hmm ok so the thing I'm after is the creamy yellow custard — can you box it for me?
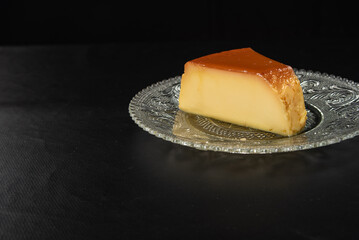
[178,48,307,136]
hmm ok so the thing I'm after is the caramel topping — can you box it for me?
[189,48,297,93]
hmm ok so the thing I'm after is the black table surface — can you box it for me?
[0,40,358,239]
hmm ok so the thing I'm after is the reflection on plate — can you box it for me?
[129,69,359,154]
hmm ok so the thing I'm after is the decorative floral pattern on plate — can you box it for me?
[129,69,359,154]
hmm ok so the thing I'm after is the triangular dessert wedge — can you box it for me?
[178,48,307,136]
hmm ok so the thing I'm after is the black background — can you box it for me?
[1,0,357,78]
[1,1,358,45]
[0,1,359,239]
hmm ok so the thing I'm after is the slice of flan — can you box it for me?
[178,48,307,136]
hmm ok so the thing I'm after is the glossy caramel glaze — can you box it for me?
[188,48,297,93]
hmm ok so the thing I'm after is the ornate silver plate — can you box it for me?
[129,69,359,154]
